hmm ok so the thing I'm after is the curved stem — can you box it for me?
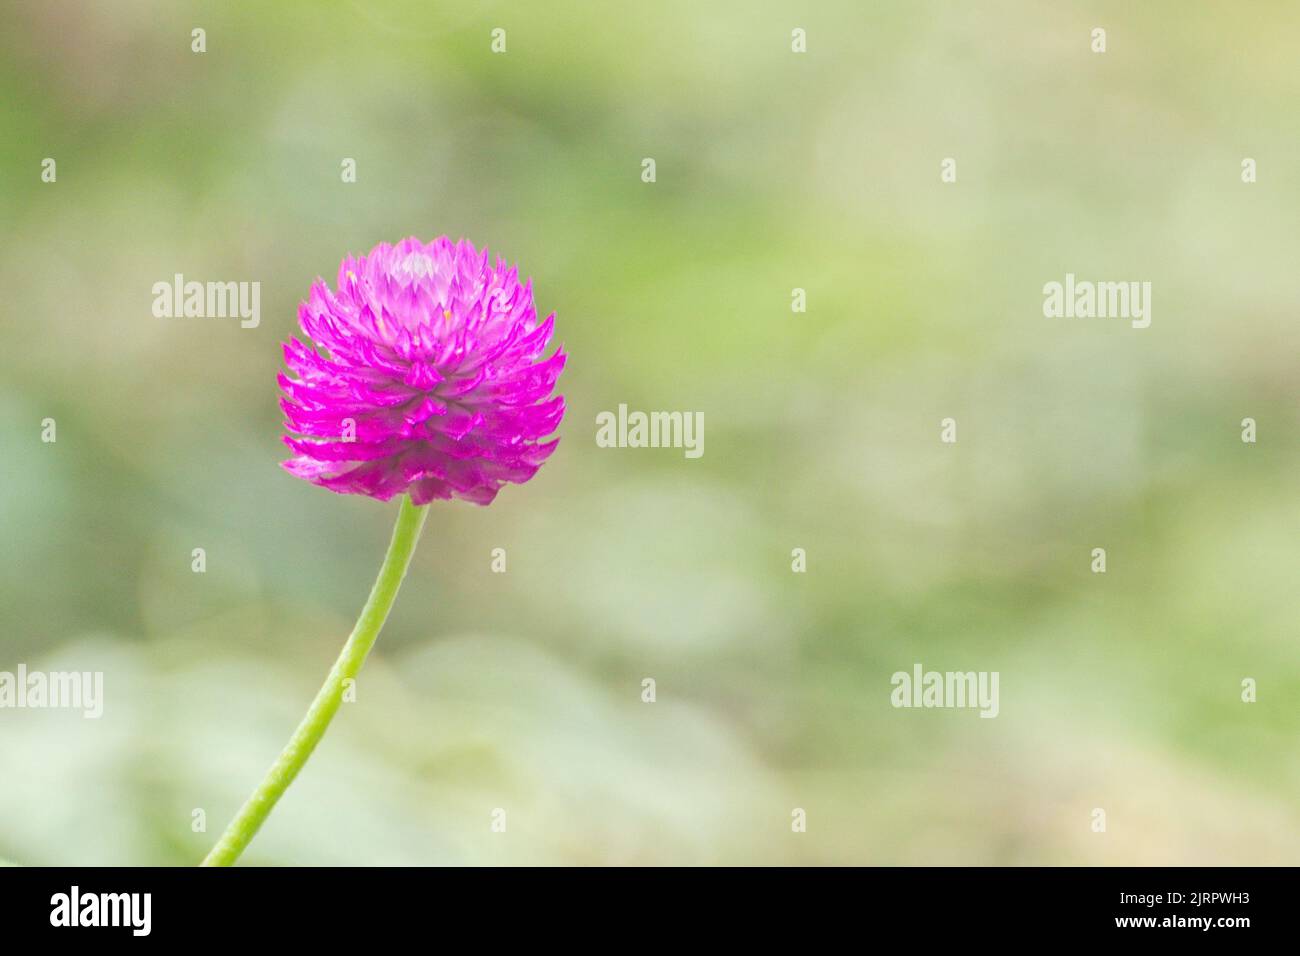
[201,495,429,866]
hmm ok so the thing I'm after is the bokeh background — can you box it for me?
[1,0,1297,865]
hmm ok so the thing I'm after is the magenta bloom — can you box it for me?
[279,237,565,505]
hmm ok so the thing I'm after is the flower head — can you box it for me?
[280,237,565,505]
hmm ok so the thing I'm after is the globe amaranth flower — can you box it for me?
[279,237,565,505]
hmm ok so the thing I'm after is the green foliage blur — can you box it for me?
[1,1,1297,865]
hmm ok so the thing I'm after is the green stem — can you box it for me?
[201,495,429,866]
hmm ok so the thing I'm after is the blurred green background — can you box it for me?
[1,0,1297,865]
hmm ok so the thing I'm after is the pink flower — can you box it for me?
[279,237,565,505]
